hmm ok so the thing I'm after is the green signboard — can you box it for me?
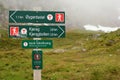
[9,25,65,38]
[22,40,53,48]
[9,11,65,23]
[32,50,43,69]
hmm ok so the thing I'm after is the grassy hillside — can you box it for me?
[0,29,120,80]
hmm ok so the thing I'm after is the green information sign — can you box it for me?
[32,50,43,69]
[9,11,65,23]
[22,40,53,48]
[9,25,65,38]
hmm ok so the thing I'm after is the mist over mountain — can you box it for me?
[0,0,120,29]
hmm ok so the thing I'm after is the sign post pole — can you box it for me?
[33,38,42,80]
[34,70,41,80]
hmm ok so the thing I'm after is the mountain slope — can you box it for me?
[0,29,120,80]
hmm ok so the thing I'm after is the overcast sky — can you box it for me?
[0,0,120,28]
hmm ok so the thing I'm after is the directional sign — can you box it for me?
[32,50,43,69]
[9,11,65,23]
[22,40,53,48]
[9,25,65,38]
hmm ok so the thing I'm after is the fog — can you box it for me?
[0,0,120,28]
[84,24,120,33]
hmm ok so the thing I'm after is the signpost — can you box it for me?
[9,25,65,38]
[9,11,65,23]
[8,10,65,80]
[22,40,53,48]
[33,38,42,80]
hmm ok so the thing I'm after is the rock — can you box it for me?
[71,47,80,50]
[82,48,87,52]
[53,49,65,53]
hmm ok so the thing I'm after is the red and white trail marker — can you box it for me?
[10,26,19,36]
[55,13,64,22]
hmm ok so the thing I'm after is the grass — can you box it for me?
[0,29,120,80]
